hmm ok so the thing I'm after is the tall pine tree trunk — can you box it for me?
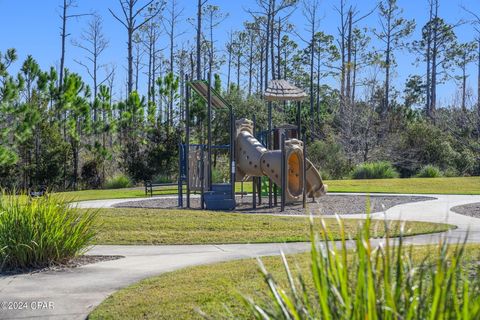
[270,0,276,80]
[147,35,153,102]
[259,42,264,93]
[264,1,271,90]
[430,10,438,121]
[462,52,467,112]
[352,43,357,109]
[227,45,232,91]
[428,0,439,121]
[60,0,67,89]
[425,1,433,117]
[170,16,175,127]
[477,37,480,133]
[276,17,281,80]
[339,0,346,113]
[248,35,254,96]
[346,10,352,108]
[316,48,321,128]
[237,53,241,88]
[127,3,134,95]
[384,17,391,114]
[152,37,157,106]
[309,22,315,139]
[196,0,202,80]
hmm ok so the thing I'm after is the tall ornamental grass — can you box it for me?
[351,161,399,179]
[0,193,97,271]
[243,216,480,319]
[104,174,133,189]
[416,165,443,178]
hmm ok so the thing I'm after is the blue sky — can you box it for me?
[0,0,478,107]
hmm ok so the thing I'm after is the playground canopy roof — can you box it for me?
[264,79,308,102]
[189,80,232,110]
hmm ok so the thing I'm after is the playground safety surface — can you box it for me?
[112,194,434,216]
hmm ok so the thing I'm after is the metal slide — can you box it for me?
[235,119,326,201]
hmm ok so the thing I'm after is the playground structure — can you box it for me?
[178,76,327,211]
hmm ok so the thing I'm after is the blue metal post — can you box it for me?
[268,101,273,208]
[281,132,286,212]
[185,75,191,208]
[178,141,183,207]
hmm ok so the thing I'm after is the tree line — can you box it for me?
[0,0,479,191]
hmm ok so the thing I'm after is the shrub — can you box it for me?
[0,194,96,271]
[104,174,133,189]
[242,218,480,319]
[444,167,459,177]
[454,149,476,176]
[308,139,351,179]
[396,121,458,176]
[81,159,104,189]
[351,161,399,179]
[212,156,230,183]
[416,164,443,178]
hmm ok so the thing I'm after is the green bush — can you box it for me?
[444,167,459,177]
[81,159,104,189]
[0,194,96,271]
[454,149,476,176]
[416,165,443,178]
[212,157,230,183]
[351,161,399,179]
[308,139,351,179]
[104,174,133,189]
[242,218,480,319]
[397,121,458,176]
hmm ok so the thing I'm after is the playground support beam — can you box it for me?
[296,101,301,138]
[200,144,205,210]
[281,132,286,212]
[207,72,212,191]
[178,139,183,207]
[252,115,256,209]
[302,134,307,209]
[185,75,191,208]
[268,101,273,208]
[230,112,235,204]
[273,125,278,207]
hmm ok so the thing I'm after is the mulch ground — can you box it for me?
[0,255,124,276]
[451,202,480,218]
[114,194,435,216]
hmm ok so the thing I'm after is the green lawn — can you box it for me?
[92,208,452,245]
[324,176,480,194]
[58,176,480,202]
[56,186,179,201]
[56,183,247,201]
[89,244,480,319]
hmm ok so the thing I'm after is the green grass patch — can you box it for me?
[53,176,480,202]
[55,183,247,201]
[324,176,480,194]
[89,243,480,319]
[92,208,452,245]
[56,186,179,201]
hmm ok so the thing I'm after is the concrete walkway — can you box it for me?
[1,194,480,320]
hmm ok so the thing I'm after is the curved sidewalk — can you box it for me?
[1,194,480,320]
